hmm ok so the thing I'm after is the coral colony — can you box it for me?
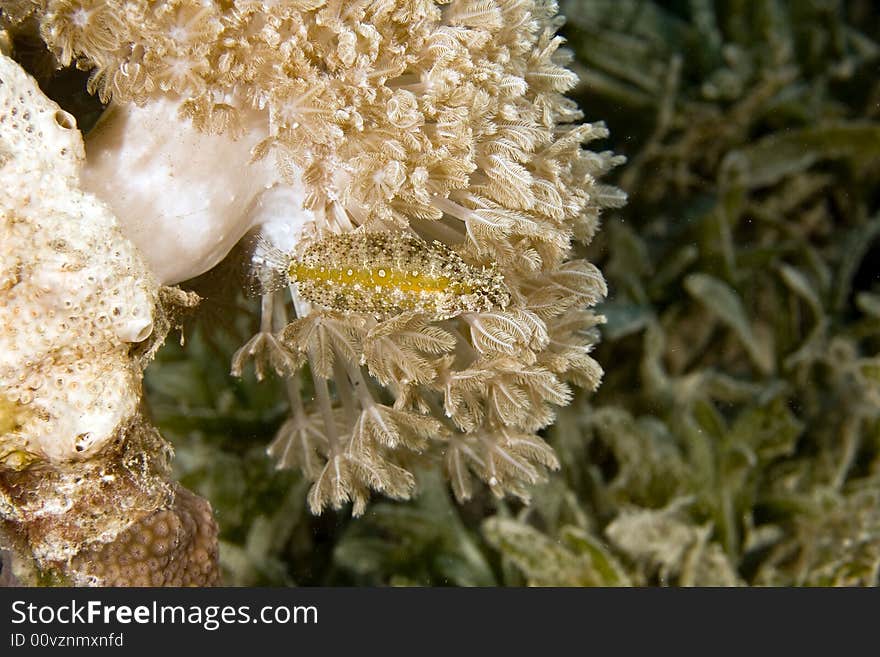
[1,0,622,583]
[0,50,217,585]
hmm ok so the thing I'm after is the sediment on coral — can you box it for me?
[0,417,220,586]
[0,417,174,578]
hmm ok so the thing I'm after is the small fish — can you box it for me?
[246,231,510,319]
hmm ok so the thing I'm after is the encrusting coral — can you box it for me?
[0,50,218,586]
[3,0,624,516]
[0,50,152,465]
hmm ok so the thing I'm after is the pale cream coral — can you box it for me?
[0,51,157,464]
[81,96,314,285]
[0,54,219,585]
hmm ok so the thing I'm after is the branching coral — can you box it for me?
[8,0,624,516]
[0,51,217,585]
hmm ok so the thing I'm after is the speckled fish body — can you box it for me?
[291,232,510,319]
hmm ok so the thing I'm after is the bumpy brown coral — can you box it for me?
[70,485,220,587]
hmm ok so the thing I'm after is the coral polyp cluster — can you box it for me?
[70,485,220,587]
[7,0,624,516]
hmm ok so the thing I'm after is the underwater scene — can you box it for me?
[1,0,879,587]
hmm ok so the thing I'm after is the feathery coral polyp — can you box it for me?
[16,0,625,514]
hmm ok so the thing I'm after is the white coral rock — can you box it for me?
[0,53,158,463]
[81,97,313,285]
